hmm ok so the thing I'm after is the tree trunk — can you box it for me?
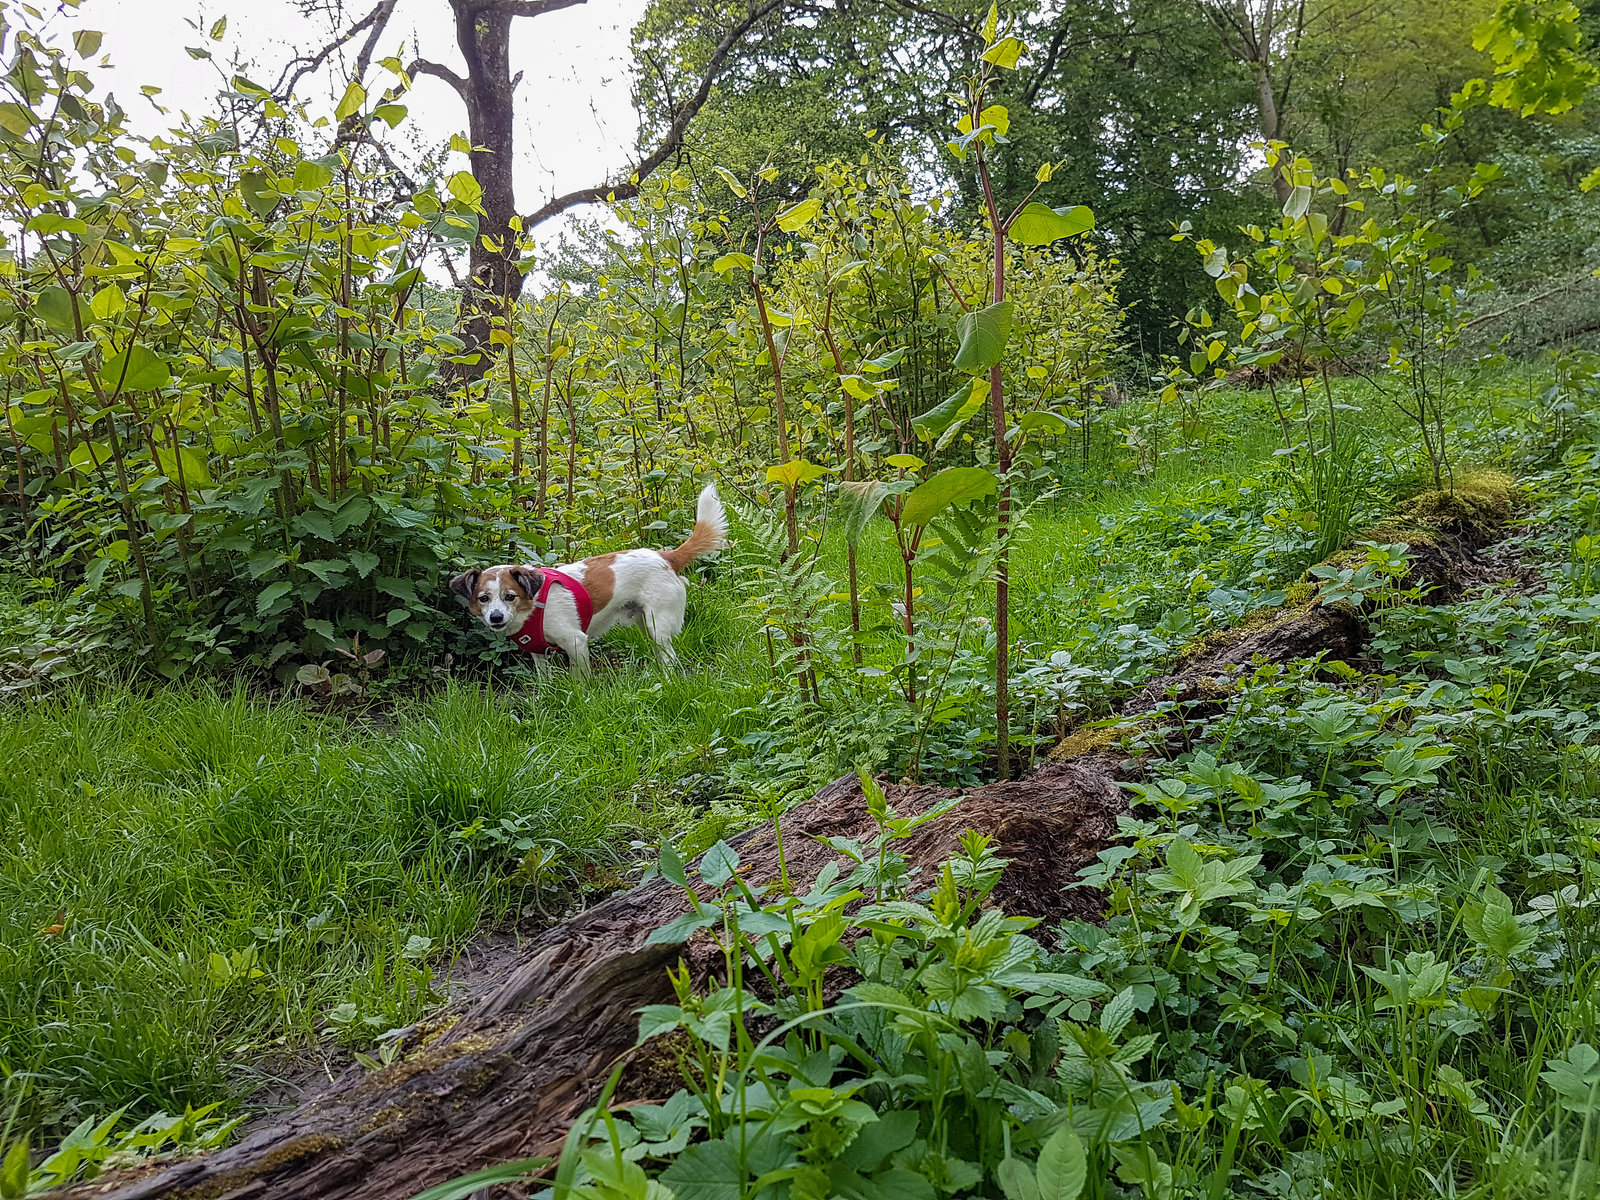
[1251,61,1292,204]
[58,767,1124,1200]
[453,0,524,381]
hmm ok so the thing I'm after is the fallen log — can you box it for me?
[1053,479,1522,759]
[60,764,1123,1200]
[1126,599,1366,716]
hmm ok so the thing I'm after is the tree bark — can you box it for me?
[57,767,1124,1200]
[451,0,529,378]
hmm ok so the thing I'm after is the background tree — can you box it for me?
[636,0,1270,353]
[283,0,794,371]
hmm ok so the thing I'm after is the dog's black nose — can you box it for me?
[489,613,506,625]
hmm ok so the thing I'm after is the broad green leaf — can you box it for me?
[885,453,925,470]
[911,377,982,442]
[658,841,689,887]
[374,104,407,128]
[293,157,336,192]
[447,170,483,209]
[699,840,740,888]
[837,479,891,547]
[1283,184,1312,220]
[100,345,171,391]
[256,580,293,616]
[1472,884,1539,960]
[637,1003,685,1044]
[713,252,753,276]
[36,285,75,333]
[712,166,747,198]
[1018,410,1069,437]
[953,301,1014,373]
[335,80,366,121]
[0,103,31,136]
[89,284,126,321]
[776,196,822,232]
[1100,986,1136,1037]
[841,375,878,401]
[839,1110,920,1172]
[2,1136,31,1200]
[210,16,228,40]
[1035,1126,1087,1200]
[645,910,717,946]
[1541,1043,1600,1113]
[241,170,278,218]
[997,1157,1042,1200]
[73,29,103,58]
[980,103,1011,137]
[862,346,907,372]
[900,466,997,526]
[157,446,211,488]
[68,442,112,473]
[29,213,86,237]
[1008,203,1094,245]
[659,1136,741,1200]
[766,459,828,490]
[982,1,999,44]
[982,36,1024,68]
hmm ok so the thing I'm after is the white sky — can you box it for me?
[65,0,650,252]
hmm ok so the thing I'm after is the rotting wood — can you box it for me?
[1054,492,1520,757]
[58,766,1123,1200]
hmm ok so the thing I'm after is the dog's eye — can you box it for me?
[477,594,489,602]
[502,593,517,601]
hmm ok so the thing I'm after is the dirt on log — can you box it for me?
[1125,601,1366,716]
[60,765,1123,1200]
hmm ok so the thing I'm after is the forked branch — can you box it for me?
[520,0,792,228]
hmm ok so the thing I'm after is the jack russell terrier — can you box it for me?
[450,484,727,674]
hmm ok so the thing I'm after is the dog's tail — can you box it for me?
[662,484,729,573]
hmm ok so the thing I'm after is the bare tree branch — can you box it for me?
[274,0,399,99]
[405,56,469,97]
[521,0,792,228]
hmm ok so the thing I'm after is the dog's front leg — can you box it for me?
[560,631,592,677]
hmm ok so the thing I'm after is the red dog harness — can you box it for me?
[511,568,594,654]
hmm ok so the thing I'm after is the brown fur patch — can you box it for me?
[580,552,619,613]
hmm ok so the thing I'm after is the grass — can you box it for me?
[0,671,763,1137]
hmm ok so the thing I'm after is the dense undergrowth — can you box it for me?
[1,363,1591,1197]
[486,401,1600,1199]
[0,393,1293,1144]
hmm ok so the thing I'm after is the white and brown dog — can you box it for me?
[450,484,727,674]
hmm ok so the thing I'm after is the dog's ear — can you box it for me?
[448,570,479,603]
[509,567,542,597]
